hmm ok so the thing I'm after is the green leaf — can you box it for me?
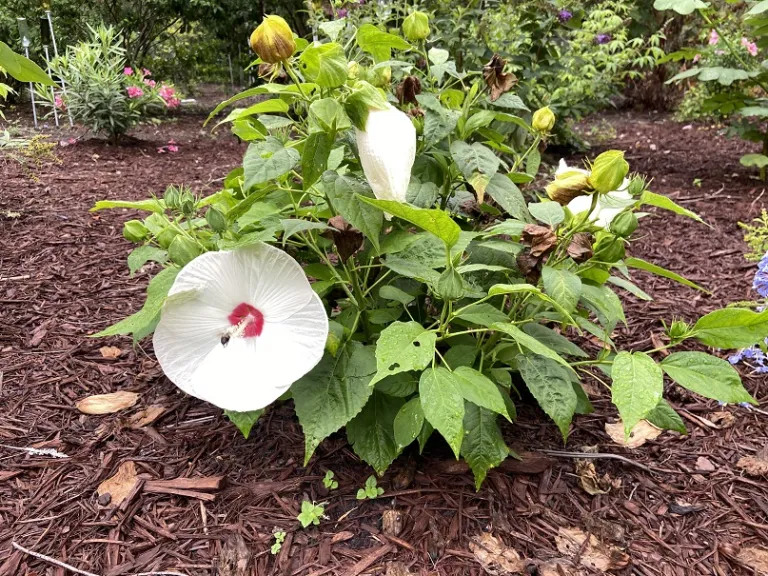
[521,324,588,358]
[607,276,652,301]
[741,154,768,169]
[490,93,530,111]
[91,198,165,213]
[345,81,390,130]
[748,0,768,15]
[419,366,465,458]
[371,321,437,385]
[318,18,347,41]
[214,99,290,128]
[302,132,333,189]
[356,23,411,62]
[453,366,510,420]
[625,257,709,293]
[461,403,509,489]
[645,399,686,434]
[280,219,330,245]
[127,246,168,276]
[693,308,768,349]
[661,352,755,404]
[357,197,460,248]
[484,174,530,221]
[346,392,404,475]
[383,256,442,286]
[517,353,577,440]
[224,409,263,439]
[526,147,541,177]
[428,47,449,65]
[379,285,415,306]
[299,42,348,88]
[455,303,509,327]
[611,351,664,434]
[417,94,460,143]
[580,283,626,333]
[489,284,577,327]
[205,84,315,125]
[309,98,351,133]
[407,179,439,208]
[573,381,594,415]
[323,173,383,252]
[0,41,54,85]
[542,267,582,314]
[528,201,565,226]
[492,322,574,372]
[653,0,709,14]
[94,267,179,339]
[243,138,301,189]
[393,397,425,448]
[450,141,500,203]
[293,343,378,463]
[375,373,418,397]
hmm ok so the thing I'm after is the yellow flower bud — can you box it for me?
[532,106,556,133]
[249,15,296,64]
[402,11,430,41]
[546,171,593,205]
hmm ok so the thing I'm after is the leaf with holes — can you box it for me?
[371,322,437,385]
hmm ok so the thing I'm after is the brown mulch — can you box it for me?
[1,111,767,576]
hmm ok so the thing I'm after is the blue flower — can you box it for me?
[754,251,768,298]
[558,9,573,22]
[729,350,745,364]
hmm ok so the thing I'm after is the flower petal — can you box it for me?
[247,243,316,321]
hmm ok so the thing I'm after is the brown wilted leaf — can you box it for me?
[128,404,167,429]
[99,346,122,359]
[555,527,630,572]
[469,532,526,575]
[605,420,662,449]
[77,391,139,414]
[737,455,768,477]
[97,461,139,506]
[382,509,404,536]
[217,534,251,576]
[567,232,593,262]
[695,456,716,473]
[516,251,542,284]
[396,76,422,106]
[522,224,557,258]
[483,54,517,102]
[709,411,736,428]
[737,546,768,573]
[385,562,414,576]
[538,560,581,576]
[575,460,621,495]
[327,215,363,262]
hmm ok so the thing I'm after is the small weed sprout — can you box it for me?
[297,501,324,528]
[356,475,384,500]
[271,531,286,555]
[322,470,338,490]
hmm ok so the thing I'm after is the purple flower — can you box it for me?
[753,251,768,298]
[595,33,611,45]
[337,8,348,17]
[558,9,573,22]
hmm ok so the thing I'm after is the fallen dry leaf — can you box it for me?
[382,509,404,537]
[575,460,621,495]
[738,546,768,574]
[128,404,167,429]
[97,461,139,506]
[385,562,414,576]
[605,420,662,449]
[77,391,139,415]
[708,411,736,428]
[556,527,630,572]
[216,534,251,576]
[537,559,580,576]
[470,532,526,575]
[737,455,768,477]
[99,346,122,359]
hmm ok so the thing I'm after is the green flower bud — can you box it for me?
[347,61,360,79]
[250,15,296,64]
[156,227,178,249]
[610,211,638,237]
[402,11,430,41]
[532,106,556,133]
[206,208,227,233]
[168,235,201,267]
[593,235,625,263]
[164,187,181,210]
[179,191,196,216]
[546,171,593,205]
[588,150,629,194]
[123,220,148,243]
[370,65,391,87]
[666,319,692,343]
[627,175,647,197]
[437,268,464,300]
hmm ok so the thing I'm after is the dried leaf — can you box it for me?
[77,391,139,415]
[708,411,736,428]
[736,455,768,477]
[555,527,630,572]
[566,233,593,262]
[605,420,662,449]
[396,76,422,106]
[575,460,621,496]
[97,461,139,506]
[470,532,526,575]
[385,561,414,576]
[537,560,581,576]
[327,215,363,261]
[737,546,768,574]
[128,404,167,429]
[483,54,517,102]
[99,346,122,359]
[382,509,404,537]
[522,224,557,258]
[217,534,251,576]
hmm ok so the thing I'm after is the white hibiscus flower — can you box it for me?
[356,105,416,203]
[557,159,634,229]
[153,243,328,411]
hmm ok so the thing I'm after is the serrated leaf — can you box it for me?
[358,197,460,248]
[485,174,530,221]
[693,308,768,349]
[419,366,465,458]
[356,23,411,62]
[517,353,577,440]
[461,403,509,489]
[453,366,510,420]
[611,351,664,434]
[243,138,300,189]
[542,266,582,314]
[490,93,530,111]
[302,132,333,189]
[393,397,425,448]
[371,322,437,385]
[526,147,541,177]
[521,324,588,358]
[407,179,439,208]
[299,42,348,88]
[580,283,626,333]
[293,343,377,463]
[224,409,263,439]
[346,392,404,475]
[661,351,755,404]
[323,173,383,252]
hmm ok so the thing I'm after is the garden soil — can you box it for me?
[1,112,767,576]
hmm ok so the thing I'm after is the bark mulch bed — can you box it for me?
[1,111,767,576]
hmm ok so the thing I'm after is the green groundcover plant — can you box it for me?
[95,12,765,489]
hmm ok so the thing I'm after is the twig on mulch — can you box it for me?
[539,449,678,474]
[0,443,69,458]
[12,542,190,576]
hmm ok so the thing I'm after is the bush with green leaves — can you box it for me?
[657,0,768,176]
[94,13,764,488]
[35,25,178,141]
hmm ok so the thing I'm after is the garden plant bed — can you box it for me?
[1,111,767,576]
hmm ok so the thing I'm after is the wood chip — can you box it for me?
[77,391,139,414]
[737,546,768,573]
[97,461,139,506]
[469,532,525,574]
[695,456,716,473]
[605,420,662,449]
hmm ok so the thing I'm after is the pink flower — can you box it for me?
[68,138,77,145]
[124,67,134,75]
[126,86,144,98]
[708,29,719,45]
[168,139,177,145]
[144,78,156,87]
[159,85,175,99]
[143,68,151,76]
[165,97,181,109]
[54,95,65,110]
[168,145,179,153]
[157,147,167,154]
[715,49,726,56]
[742,37,759,56]
[693,53,701,63]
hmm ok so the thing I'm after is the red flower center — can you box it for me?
[228,303,264,338]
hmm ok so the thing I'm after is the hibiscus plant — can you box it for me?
[94,12,765,488]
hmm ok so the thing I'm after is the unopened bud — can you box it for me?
[168,235,201,267]
[164,187,181,210]
[532,106,556,133]
[370,65,391,87]
[347,61,360,79]
[123,220,148,243]
[627,175,647,197]
[588,150,629,194]
[206,208,227,233]
[437,268,464,300]
[546,171,592,205]
[249,15,296,64]
[610,211,638,237]
[402,11,430,41]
